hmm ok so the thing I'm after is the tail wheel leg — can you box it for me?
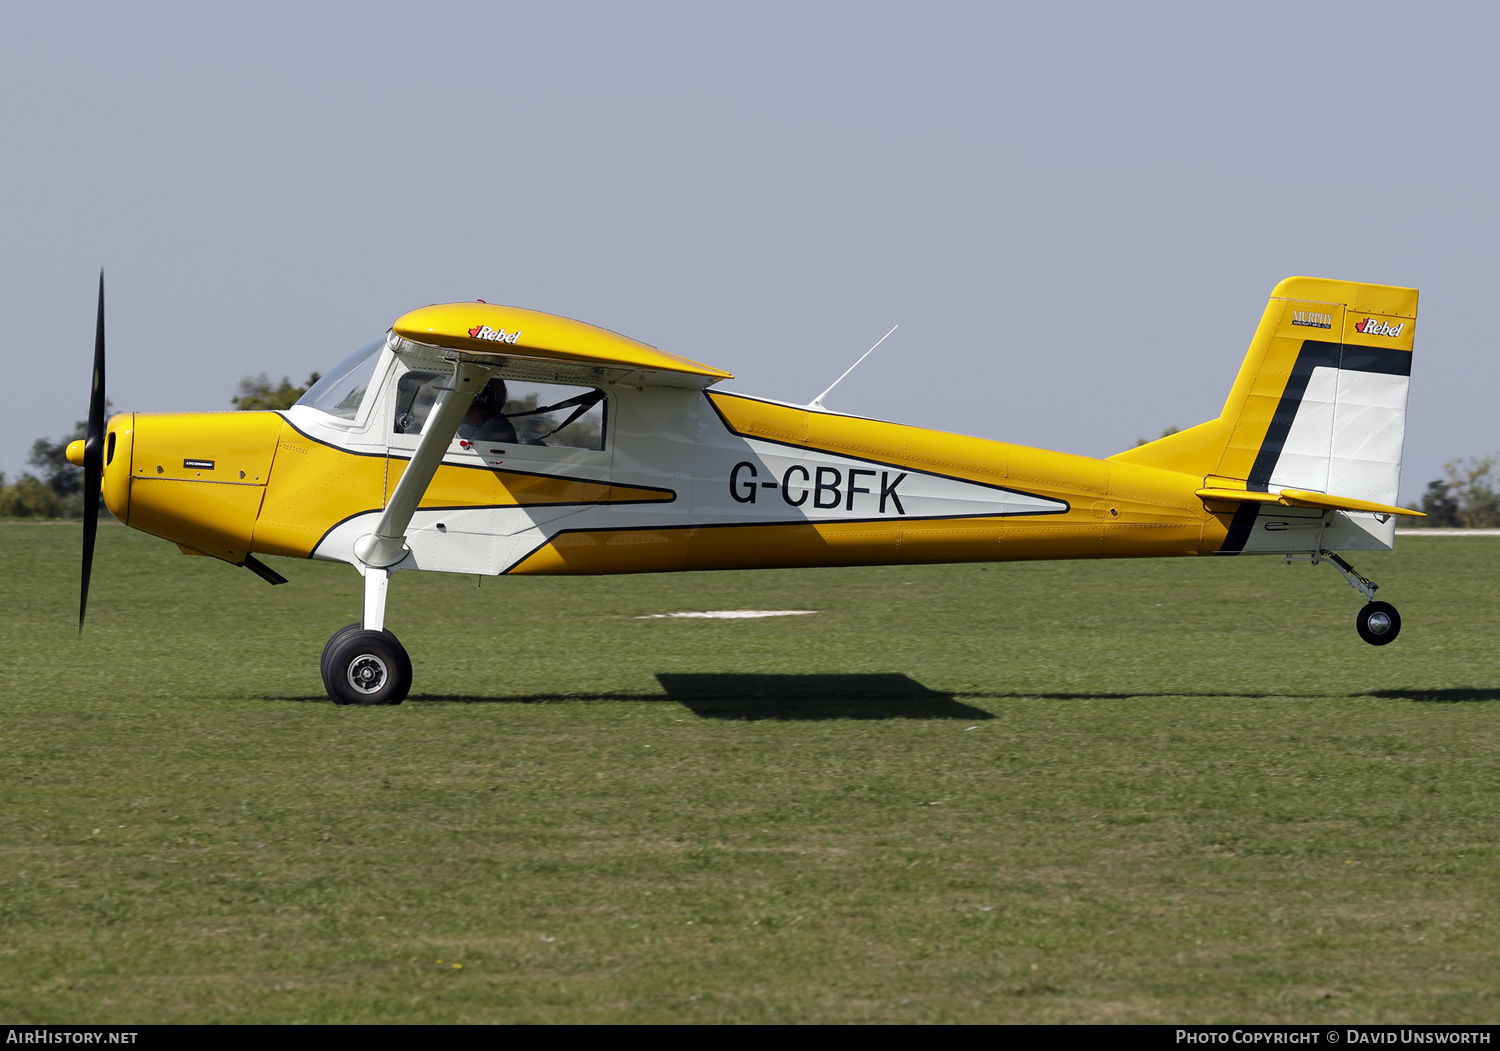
[1312,551,1402,646]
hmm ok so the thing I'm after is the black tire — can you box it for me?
[1356,601,1401,646]
[320,624,365,686]
[321,625,412,692]
[322,628,413,705]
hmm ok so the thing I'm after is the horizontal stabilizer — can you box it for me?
[1194,487,1425,518]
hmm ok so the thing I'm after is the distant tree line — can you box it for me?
[231,372,320,411]
[1417,455,1500,527]
[0,416,93,519]
[1135,425,1180,446]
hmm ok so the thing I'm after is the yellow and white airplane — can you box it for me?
[70,275,1422,704]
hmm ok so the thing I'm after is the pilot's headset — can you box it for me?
[471,379,509,416]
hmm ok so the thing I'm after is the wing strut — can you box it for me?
[354,360,494,571]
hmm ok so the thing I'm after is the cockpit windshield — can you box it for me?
[295,339,384,420]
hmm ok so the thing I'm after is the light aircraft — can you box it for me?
[69,275,1423,704]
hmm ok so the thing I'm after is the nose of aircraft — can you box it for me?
[107,410,282,562]
[100,412,134,522]
[76,271,290,629]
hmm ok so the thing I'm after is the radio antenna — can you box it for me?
[808,324,898,411]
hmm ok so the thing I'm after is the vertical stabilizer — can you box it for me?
[1110,276,1418,552]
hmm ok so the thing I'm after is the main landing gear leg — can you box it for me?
[323,360,493,707]
[1290,550,1401,646]
[320,566,413,705]
[363,565,389,632]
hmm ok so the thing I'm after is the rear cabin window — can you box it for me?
[393,373,606,451]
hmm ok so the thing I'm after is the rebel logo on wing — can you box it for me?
[467,325,522,343]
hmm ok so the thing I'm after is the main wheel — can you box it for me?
[1356,601,1401,646]
[322,628,413,705]
[321,624,365,686]
[321,624,412,687]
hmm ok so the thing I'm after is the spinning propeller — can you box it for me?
[79,270,106,632]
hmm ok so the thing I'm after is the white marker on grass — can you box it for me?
[635,610,819,620]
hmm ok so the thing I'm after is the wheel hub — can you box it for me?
[346,654,389,694]
[1366,612,1392,635]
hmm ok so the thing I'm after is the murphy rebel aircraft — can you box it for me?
[71,275,1423,704]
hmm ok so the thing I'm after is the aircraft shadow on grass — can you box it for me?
[1363,688,1500,703]
[952,689,1500,703]
[389,673,995,721]
[654,673,995,721]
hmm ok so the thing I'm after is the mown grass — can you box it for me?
[1,522,1497,1023]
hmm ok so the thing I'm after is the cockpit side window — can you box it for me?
[465,379,607,450]
[296,340,383,421]
[393,369,449,435]
[390,371,608,450]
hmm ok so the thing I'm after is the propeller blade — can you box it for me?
[80,270,105,632]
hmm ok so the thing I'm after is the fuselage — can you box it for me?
[95,360,1324,577]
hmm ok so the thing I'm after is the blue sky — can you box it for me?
[3,2,1495,502]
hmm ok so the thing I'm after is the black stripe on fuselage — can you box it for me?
[1216,502,1262,555]
[1244,340,1411,492]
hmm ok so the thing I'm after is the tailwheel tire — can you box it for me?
[322,628,413,705]
[1356,601,1401,646]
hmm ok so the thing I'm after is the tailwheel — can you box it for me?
[1303,551,1404,647]
[1356,601,1401,647]
[322,627,413,705]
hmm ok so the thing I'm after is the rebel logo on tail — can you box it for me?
[1354,318,1405,338]
[468,325,522,344]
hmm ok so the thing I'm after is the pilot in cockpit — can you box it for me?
[458,379,518,443]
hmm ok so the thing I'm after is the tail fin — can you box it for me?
[1116,277,1416,557]
[1110,276,1417,551]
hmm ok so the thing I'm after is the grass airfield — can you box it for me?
[1,522,1497,1024]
